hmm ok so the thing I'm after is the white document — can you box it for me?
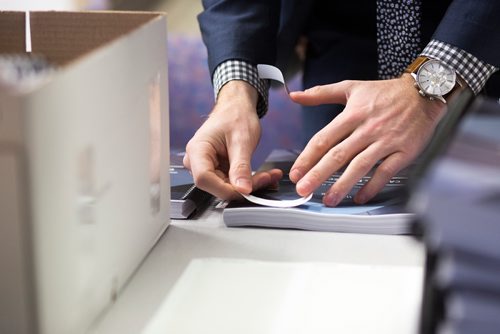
[143,258,423,334]
[240,192,313,208]
[257,64,290,94]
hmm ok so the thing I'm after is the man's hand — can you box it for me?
[288,74,447,206]
[184,80,282,200]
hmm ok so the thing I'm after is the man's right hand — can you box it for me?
[184,80,282,200]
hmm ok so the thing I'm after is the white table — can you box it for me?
[90,206,425,333]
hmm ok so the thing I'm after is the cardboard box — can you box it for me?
[0,11,170,334]
[0,0,96,11]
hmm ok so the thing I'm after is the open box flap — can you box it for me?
[0,11,164,66]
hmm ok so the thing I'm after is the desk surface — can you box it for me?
[90,206,425,334]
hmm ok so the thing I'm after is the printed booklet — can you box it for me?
[223,150,415,235]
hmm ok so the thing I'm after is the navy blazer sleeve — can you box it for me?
[198,0,281,77]
[432,0,500,67]
[198,0,500,91]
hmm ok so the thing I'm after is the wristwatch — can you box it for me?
[405,56,466,104]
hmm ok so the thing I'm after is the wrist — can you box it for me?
[399,73,447,121]
[213,60,270,117]
[217,80,259,109]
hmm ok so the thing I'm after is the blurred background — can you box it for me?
[0,0,302,166]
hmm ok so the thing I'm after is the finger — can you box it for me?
[322,143,392,207]
[295,133,370,197]
[251,168,283,191]
[354,152,408,204]
[187,143,237,200]
[289,107,362,184]
[183,153,191,170]
[289,81,352,106]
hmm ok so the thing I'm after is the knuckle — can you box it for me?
[354,155,373,172]
[310,132,331,152]
[339,79,352,86]
[307,169,324,186]
[364,119,385,136]
[340,80,356,92]
[307,85,323,94]
[343,111,362,126]
[182,155,190,169]
[377,164,397,180]
[193,172,210,189]
[404,145,421,160]
[185,140,195,153]
[232,161,251,173]
[327,146,347,166]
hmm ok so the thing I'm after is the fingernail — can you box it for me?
[324,192,340,207]
[236,178,251,192]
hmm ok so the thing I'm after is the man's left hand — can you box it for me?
[289,74,447,206]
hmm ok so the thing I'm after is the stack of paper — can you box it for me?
[410,98,500,334]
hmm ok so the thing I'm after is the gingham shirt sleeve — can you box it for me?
[213,59,270,118]
[421,39,499,95]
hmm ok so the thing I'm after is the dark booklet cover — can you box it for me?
[170,153,213,219]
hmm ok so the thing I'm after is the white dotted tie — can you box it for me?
[376,0,422,79]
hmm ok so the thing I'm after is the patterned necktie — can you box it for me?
[376,0,422,79]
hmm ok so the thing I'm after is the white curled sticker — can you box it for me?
[240,192,313,208]
[257,64,290,94]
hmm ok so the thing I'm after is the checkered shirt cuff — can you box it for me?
[213,60,270,117]
[421,39,499,95]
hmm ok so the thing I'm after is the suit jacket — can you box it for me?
[198,0,500,97]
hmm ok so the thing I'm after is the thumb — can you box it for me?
[228,142,255,194]
[227,135,255,194]
[289,81,351,106]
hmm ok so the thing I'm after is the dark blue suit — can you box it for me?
[199,0,500,142]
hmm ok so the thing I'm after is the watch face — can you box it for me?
[416,59,456,97]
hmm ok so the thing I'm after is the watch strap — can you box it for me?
[404,56,430,74]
